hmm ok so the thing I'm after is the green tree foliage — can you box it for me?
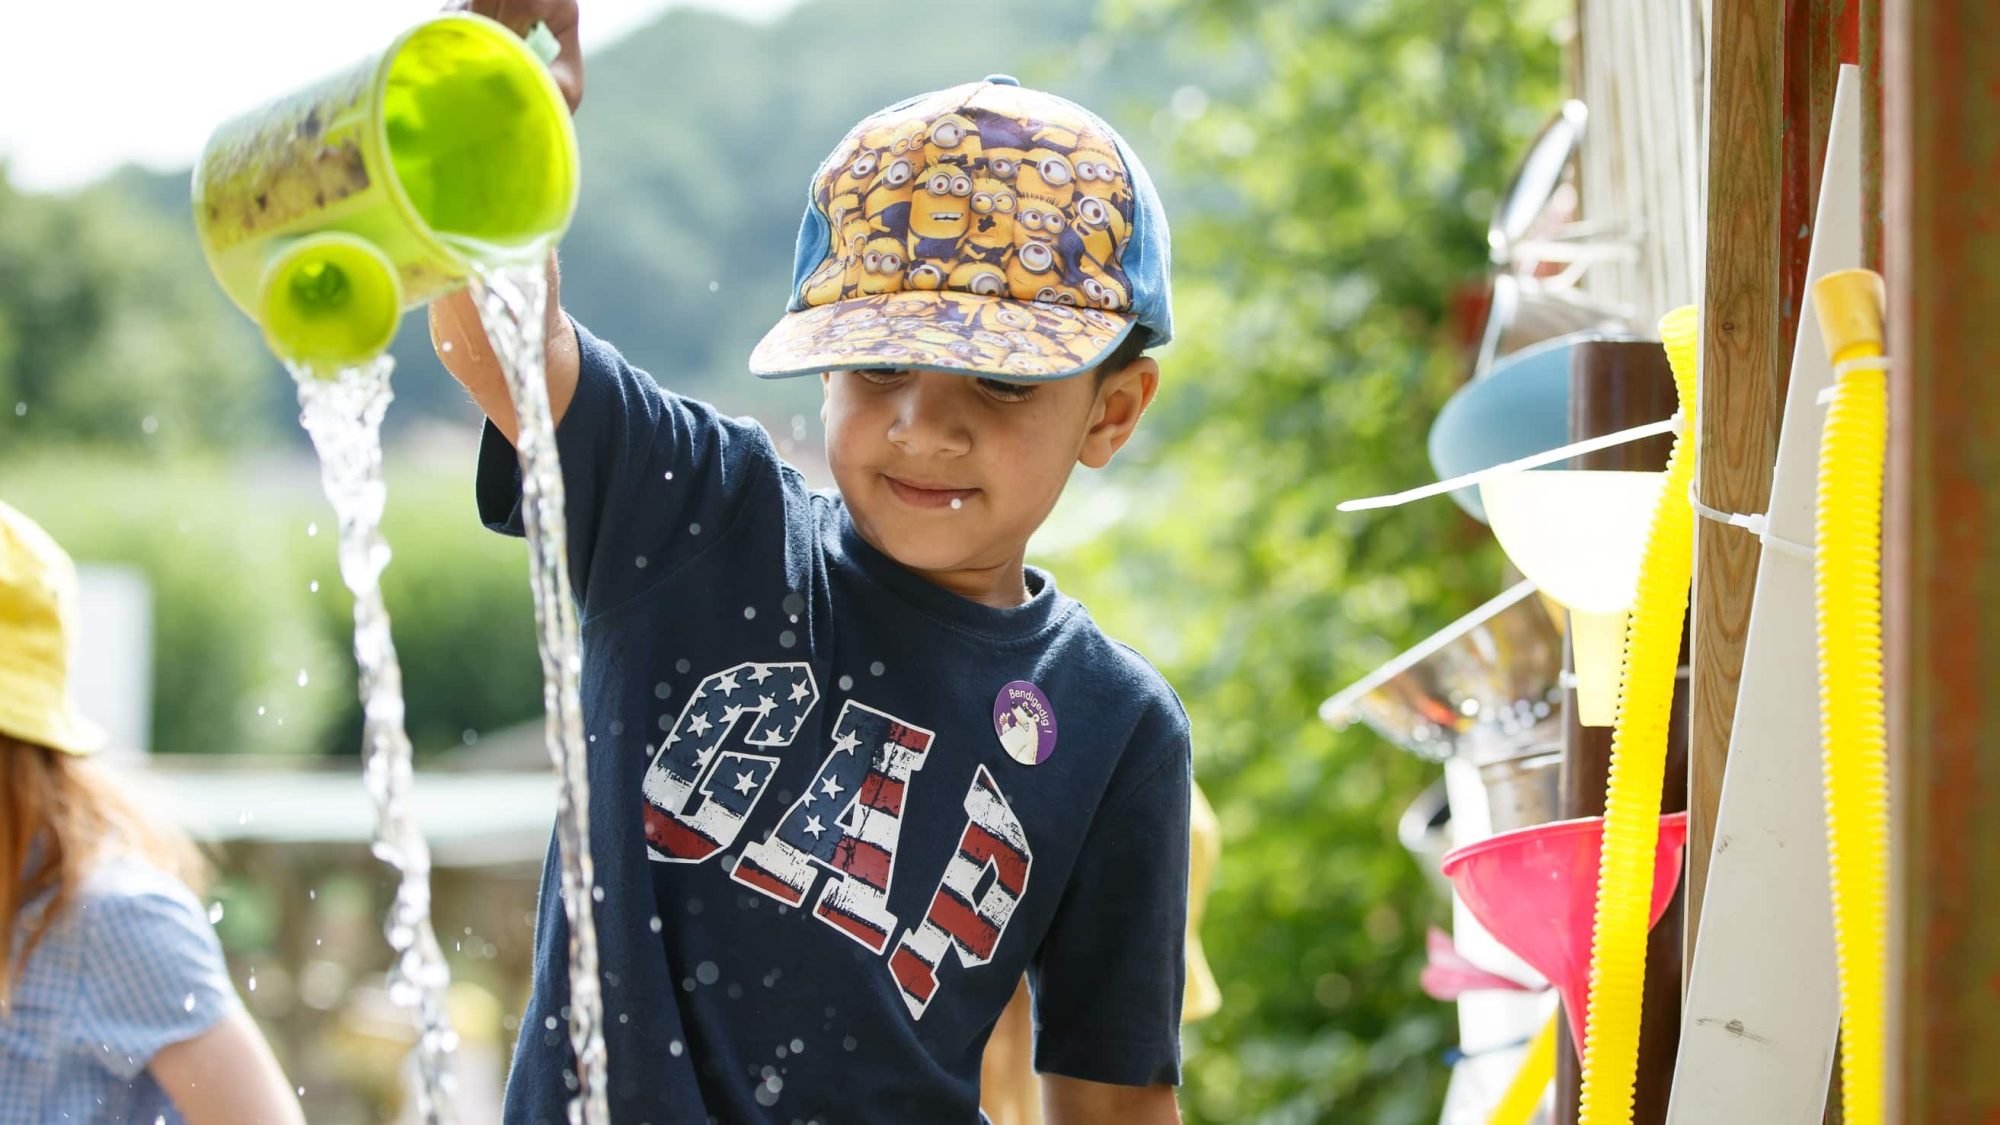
[0,171,274,453]
[0,452,539,759]
[1037,0,1566,1119]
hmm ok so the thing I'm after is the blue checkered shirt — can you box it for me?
[2,856,237,1123]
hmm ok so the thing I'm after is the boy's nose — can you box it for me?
[886,375,972,457]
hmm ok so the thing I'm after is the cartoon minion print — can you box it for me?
[862,153,916,234]
[965,105,1032,185]
[1075,253,1131,311]
[1016,148,1076,207]
[947,259,1008,297]
[1071,138,1124,205]
[965,177,1018,265]
[928,111,979,157]
[856,235,907,295]
[909,162,974,260]
[769,78,1144,380]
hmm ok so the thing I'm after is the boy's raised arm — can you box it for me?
[427,0,585,445]
[429,256,580,445]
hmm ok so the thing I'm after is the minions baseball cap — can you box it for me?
[0,500,106,756]
[749,74,1172,382]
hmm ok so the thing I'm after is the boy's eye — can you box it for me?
[855,368,904,385]
[978,377,1035,402]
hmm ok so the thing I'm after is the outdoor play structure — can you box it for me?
[183,2,1999,1123]
[1323,2,2000,1122]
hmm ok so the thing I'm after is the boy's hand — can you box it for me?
[461,0,584,112]
[431,1,583,441]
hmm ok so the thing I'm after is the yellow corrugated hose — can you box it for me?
[1487,1013,1559,1125]
[1810,268,1889,1125]
[1576,306,1700,1124]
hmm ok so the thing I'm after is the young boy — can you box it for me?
[434,6,1191,1121]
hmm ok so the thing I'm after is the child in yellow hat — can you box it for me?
[0,499,305,1124]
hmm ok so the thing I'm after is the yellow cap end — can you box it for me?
[257,233,402,373]
[1811,268,1886,360]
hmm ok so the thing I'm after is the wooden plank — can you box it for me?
[1883,0,2000,1117]
[1686,0,1787,967]
[1859,0,1884,271]
[1665,72,1860,1125]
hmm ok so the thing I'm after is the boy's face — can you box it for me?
[820,358,1158,597]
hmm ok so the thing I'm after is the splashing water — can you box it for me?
[463,260,609,1125]
[290,355,458,1123]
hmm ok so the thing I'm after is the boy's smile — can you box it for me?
[821,357,1157,609]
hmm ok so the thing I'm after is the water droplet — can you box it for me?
[546,1016,559,1030]
[782,593,805,616]
[296,1086,304,1097]
[869,662,885,677]
[842,1035,858,1052]
[689,522,702,535]
[649,915,663,933]
[306,522,318,537]
[12,402,24,416]
[297,669,310,687]
[256,706,266,716]
[308,889,316,900]
[309,580,319,593]
[440,340,454,353]
[708,280,720,293]
[655,682,672,699]
[248,971,258,992]
[592,885,605,902]
[462,729,478,745]
[755,1078,782,1106]
[949,497,963,509]
[696,961,720,985]
[238,811,252,825]
[208,902,225,923]
[744,606,757,620]
[183,993,197,1012]
[779,630,796,648]
[664,471,675,481]
[670,1039,684,1057]
[676,659,692,674]
[791,1038,804,1053]
[838,675,854,691]
[141,416,159,435]
[635,555,649,569]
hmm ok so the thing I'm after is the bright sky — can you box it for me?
[1,0,799,192]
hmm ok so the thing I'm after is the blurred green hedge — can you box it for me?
[0,448,541,758]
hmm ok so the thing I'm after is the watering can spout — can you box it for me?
[257,233,402,372]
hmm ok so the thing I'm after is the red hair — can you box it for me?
[2,736,207,1008]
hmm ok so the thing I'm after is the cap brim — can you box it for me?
[749,291,1135,381]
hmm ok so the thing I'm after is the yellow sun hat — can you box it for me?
[1183,782,1223,1023]
[0,500,105,756]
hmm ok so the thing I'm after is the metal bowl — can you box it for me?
[1319,580,1565,764]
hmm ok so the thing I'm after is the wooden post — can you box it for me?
[1883,0,2000,1116]
[1686,0,1786,966]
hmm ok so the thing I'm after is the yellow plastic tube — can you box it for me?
[1487,1012,1559,1125]
[1810,268,1889,1125]
[1576,306,1700,1124]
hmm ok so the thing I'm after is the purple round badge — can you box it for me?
[994,681,1058,766]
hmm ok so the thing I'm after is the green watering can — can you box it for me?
[192,13,577,370]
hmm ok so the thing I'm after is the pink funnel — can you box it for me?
[1439,811,1689,1054]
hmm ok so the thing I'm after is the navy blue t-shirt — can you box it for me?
[476,323,1191,1124]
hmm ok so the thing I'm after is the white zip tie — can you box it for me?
[1337,415,1682,513]
[1817,355,1892,404]
[1686,480,1815,558]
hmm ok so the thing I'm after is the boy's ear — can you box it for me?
[1078,356,1160,470]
